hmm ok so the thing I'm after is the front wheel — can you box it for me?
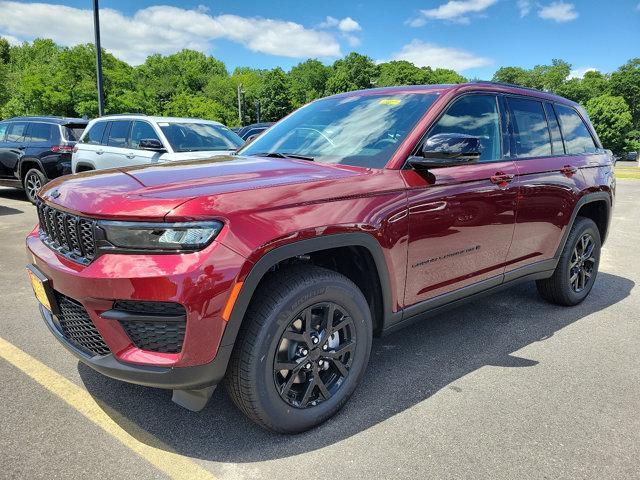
[536,217,601,306]
[226,265,373,433]
[23,168,47,205]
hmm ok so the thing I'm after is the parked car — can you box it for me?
[27,83,614,433]
[72,115,244,173]
[236,122,274,141]
[0,116,87,204]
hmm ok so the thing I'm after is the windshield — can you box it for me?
[239,93,438,168]
[159,123,243,152]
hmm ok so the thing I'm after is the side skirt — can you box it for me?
[381,259,557,336]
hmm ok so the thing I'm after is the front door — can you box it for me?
[127,120,165,166]
[403,93,518,307]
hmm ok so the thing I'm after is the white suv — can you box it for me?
[72,115,244,173]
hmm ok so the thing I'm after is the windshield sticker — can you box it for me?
[379,99,401,105]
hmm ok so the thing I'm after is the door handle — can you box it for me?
[490,172,514,185]
[126,152,136,159]
[17,145,26,150]
[96,149,104,155]
[560,165,577,176]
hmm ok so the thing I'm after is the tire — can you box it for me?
[536,217,601,306]
[23,168,47,205]
[226,265,373,433]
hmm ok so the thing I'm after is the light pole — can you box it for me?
[237,84,245,126]
[93,0,105,116]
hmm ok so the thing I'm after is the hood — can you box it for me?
[160,150,237,162]
[39,155,364,220]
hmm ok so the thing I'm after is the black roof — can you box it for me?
[3,116,89,125]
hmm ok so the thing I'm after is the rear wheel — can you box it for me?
[23,168,46,205]
[226,265,372,433]
[536,217,601,306]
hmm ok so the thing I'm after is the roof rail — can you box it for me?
[470,80,548,93]
[100,113,148,117]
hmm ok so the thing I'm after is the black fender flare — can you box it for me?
[554,191,612,258]
[219,232,396,350]
[73,161,95,173]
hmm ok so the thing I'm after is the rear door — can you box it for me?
[73,120,108,172]
[99,120,133,170]
[504,97,589,274]
[403,93,519,307]
[0,122,10,177]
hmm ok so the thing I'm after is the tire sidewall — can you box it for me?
[249,277,372,432]
[23,168,45,204]
[557,218,601,304]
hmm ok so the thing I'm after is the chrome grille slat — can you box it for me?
[36,201,97,265]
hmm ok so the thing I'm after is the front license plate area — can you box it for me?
[26,265,59,314]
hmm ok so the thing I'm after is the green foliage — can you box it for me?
[325,52,378,94]
[0,37,638,154]
[586,95,633,155]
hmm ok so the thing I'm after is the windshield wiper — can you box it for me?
[250,152,315,161]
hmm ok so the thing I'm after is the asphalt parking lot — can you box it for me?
[0,181,638,480]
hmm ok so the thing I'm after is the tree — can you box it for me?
[325,52,378,94]
[288,59,330,108]
[163,92,230,123]
[610,58,640,128]
[377,61,426,87]
[586,95,633,154]
[231,67,266,124]
[492,66,533,87]
[258,67,292,122]
[424,67,466,84]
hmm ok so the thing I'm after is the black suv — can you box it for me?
[0,116,88,204]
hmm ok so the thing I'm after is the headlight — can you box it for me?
[98,221,223,252]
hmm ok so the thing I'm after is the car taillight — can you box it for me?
[72,145,79,153]
[52,145,75,153]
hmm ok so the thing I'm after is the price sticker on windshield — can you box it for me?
[379,99,402,105]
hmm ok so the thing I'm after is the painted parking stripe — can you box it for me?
[0,336,218,480]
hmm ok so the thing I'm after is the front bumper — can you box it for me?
[39,304,232,389]
[26,227,247,387]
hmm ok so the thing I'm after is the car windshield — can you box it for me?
[239,93,439,168]
[159,122,243,152]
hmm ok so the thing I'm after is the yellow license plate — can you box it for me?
[28,269,51,311]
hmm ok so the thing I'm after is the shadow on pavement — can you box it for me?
[0,205,23,216]
[78,272,634,461]
[0,188,29,203]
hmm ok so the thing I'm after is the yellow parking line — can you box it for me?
[0,336,218,480]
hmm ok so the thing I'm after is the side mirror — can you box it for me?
[138,138,166,152]
[408,133,481,170]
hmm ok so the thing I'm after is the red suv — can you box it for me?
[26,83,614,433]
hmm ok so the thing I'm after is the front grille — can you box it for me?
[37,201,96,264]
[113,301,186,353]
[55,293,111,357]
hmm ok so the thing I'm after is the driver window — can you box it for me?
[428,94,501,162]
[130,121,161,149]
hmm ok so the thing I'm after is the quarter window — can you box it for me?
[428,94,502,162]
[544,103,564,154]
[0,123,7,142]
[106,121,132,148]
[508,97,552,158]
[130,121,161,149]
[82,122,107,145]
[555,104,597,154]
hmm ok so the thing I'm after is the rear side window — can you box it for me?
[82,122,107,145]
[6,122,28,142]
[428,94,502,162]
[0,123,7,142]
[130,121,160,149]
[28,123,57,143]
[508,97,551,158]
[544,103,564,154]
[106,121,131,148]
[555,104,597,154]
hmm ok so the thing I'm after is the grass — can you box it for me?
[615,165,640,180]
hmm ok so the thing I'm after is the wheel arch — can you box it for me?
[74,162,95,173]
[18,157,47,182]
[555,191,612,257]
[220,233,396,350]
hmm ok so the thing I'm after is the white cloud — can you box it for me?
[418,0,498,24]
[568,67,597,79]
[0,33,22,45]
[338,17,361,32]
[0,1,342,64]
[391,40,493,71]
[345,35,361,47]
[319,16,340,28]
[517,0,531,17]
[538,2,579,22]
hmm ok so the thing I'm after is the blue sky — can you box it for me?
[0,0,638,79]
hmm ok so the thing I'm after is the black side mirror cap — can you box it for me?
[138,138,166,152]
[410,133,481,170]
